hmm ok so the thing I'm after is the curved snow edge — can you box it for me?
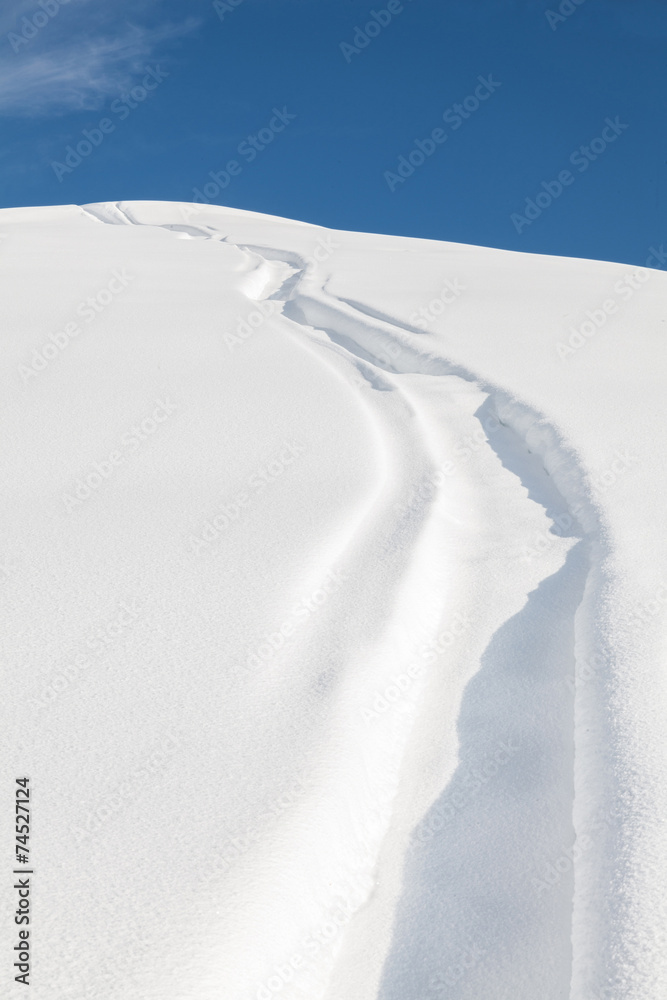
[488,392,630,1000]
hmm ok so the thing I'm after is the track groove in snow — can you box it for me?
[78,202,599,998]
[236,238,594,1000]
[3,200,664,1000]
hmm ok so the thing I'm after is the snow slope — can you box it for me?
[1,200,666,1000]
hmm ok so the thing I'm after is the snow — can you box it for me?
[1,199,666,1000]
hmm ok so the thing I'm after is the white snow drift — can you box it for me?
[1,200,666,1000]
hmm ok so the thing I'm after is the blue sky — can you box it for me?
[1,0,665,267]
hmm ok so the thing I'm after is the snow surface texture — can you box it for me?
[1,201,666,1000]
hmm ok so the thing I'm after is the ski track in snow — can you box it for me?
[78,201,601,999]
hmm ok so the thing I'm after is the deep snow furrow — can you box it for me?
[233,242,596,998]
[272,305,584,996]
[247,253,601,1000]
[78,203,605,1000]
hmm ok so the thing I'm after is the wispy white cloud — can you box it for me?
[0,2,201,116]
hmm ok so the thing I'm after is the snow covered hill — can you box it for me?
[1,200,666,1000]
